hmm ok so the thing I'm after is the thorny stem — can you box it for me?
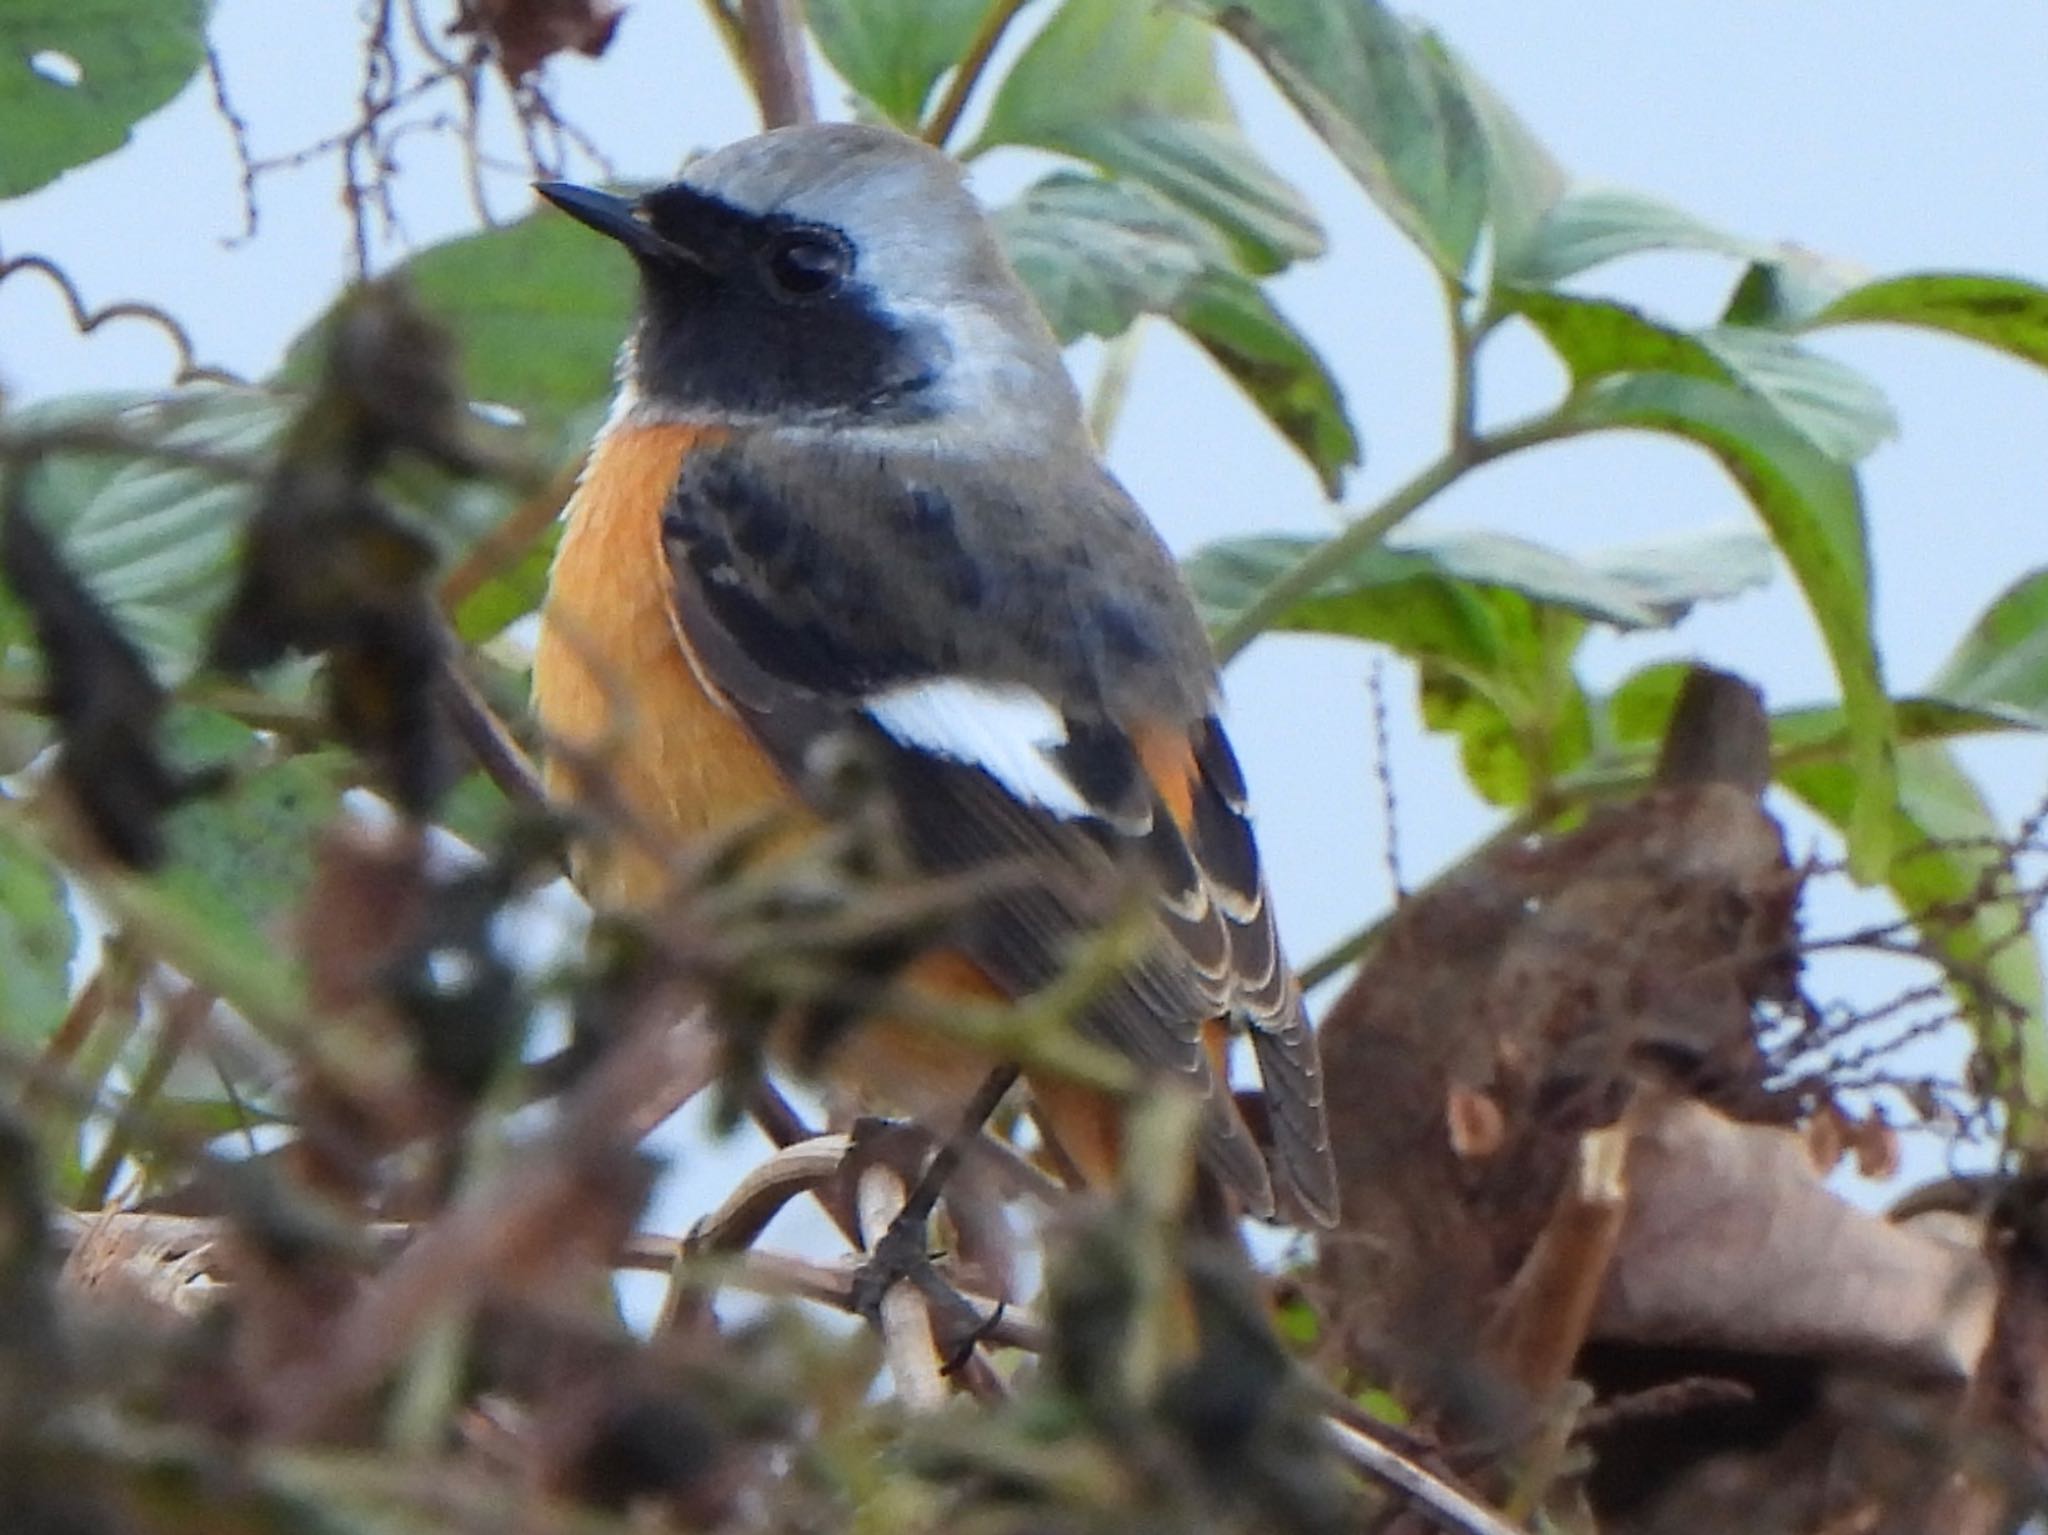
[1213,405,1574,663]
[922,0,1037,148]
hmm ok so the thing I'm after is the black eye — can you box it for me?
[760,227,851,300]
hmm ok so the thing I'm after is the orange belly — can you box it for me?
[530,422,1032,1122]
[533,421,790,909]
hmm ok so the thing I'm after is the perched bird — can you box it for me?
[532,121,1336,1224]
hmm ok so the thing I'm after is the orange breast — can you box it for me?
[532,420,792,909]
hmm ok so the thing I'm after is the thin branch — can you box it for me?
[0,253,241,387]
[438,658,549,815]
[204,42,260,244]
[1323,1417,1527,1535]
[858,1162,949,1411]
[921,0,1035,148]
[1212,407,1574,662]
[740,0,816,129]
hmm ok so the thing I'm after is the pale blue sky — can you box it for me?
[6,2,2047,1216]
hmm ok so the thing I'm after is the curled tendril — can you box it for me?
[0,252,242,388]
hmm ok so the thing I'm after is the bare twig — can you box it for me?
[0,252,241,386]
[438,659,549,815]
[1323,1417,1527,1535]
[204,42,260,244]
[739,0,816,128]
[858,1161,948,1411]
[922,0,1036,148]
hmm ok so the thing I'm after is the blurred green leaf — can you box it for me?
[997,174,1355,490]
[1811,272,2048,371]
[0,822,76,1044]
[1721,248,1870,329]
[0,0,208,198]
[980,0,1323,274]
[1505,185,1764,288]
[0,387,288,682]
[1928,567,2048,729]
[807,0,992,127]
[1417,597,1590,807]
[1187,525,1772,643]
[155,711,348,965]
[1190,525,1770,808]
[286,209,630,444]
[1784,740,2048,1133]
[1562,372,1894,873]
[1174,271,1358,496]
[1433,34,1563,281]
[1507,289,1896,462]
[1186,0,1484,277]
[1000,175,1217,339]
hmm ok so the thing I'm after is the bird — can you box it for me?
[530,120,1337,1226]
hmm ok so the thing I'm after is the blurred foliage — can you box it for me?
[5,0,2048,1531]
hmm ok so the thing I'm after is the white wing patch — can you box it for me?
[865,678,1089,818]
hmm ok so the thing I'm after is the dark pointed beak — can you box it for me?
[535,181,680,263]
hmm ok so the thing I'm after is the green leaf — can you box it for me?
[1506,289,1896,462]
[1506,185,1765,289]
[1432,34,1563,283]
[0,822,76,1043]
[1187,525,1771,645]
[1,387,289,682]
[998,175,1218,341]
[1416,597,1590,807]
[1810,273,2048,371]
[0,0,208,198]
[979,0,1323,274]
[1721,248,1869,330]
[997,174,1355,491]
[1189,524,1771,808]
[154,711,349,964]
[1927,567,2048,730]
[285,210,631,444]
[806,0,991,127]
[1186,0,1484,278]
[1561,372,1894,873]
[1173,270,1357,496]
[1782,741,2047,1135]
[1695,326,1896,463]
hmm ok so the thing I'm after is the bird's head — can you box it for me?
[539,122,1084,451]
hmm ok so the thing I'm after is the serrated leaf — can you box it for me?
[1187,0,1484,278]
[806,0,991,127]
[998,175,1218,341]
[0,387,289,682]
[1562,372,1894,874]
[0,0,209,198]
[1810,272,2048,372]
[1507,184,1765,288]
[154,711,349,962]
[1430,33,1563,283]
[980,0,1322,274]
[0,822,76,1043]
[1190,524,1767,807]
[1188,525,1769,645]
[1172,269,1357,495]
[997,174,1355,490]
[284,209,630,444]
[1507,289,1896,462]
[1721,248,1870,330]
[1927,567,2048,730]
